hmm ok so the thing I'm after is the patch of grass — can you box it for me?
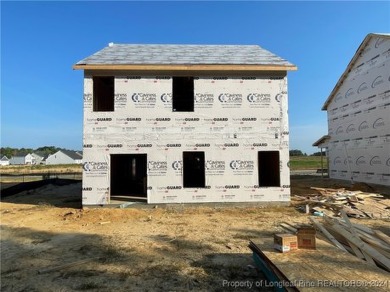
[0,164,82,174]
[37,202,53,208]
[290,156,328,170]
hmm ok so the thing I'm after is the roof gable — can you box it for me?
[74,43,297,71]
[322,33,390,110]
[60,149,83,160]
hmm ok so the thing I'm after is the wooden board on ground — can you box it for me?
[250,238,390,291]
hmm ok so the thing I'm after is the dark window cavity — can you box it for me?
[93,76,114,111]
[172,77,194,112]
[110,154,147,198]
[258,151,280,187]
[183,151,205,188]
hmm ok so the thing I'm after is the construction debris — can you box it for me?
[309,213,390,272]
[293,187,390,219]
[249,234,390,291]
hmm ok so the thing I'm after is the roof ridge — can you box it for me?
[74,43,296,69]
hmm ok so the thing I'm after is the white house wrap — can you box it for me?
[74,44,297,206]
[317,33,390,186]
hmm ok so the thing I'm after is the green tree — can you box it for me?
[289,149,304,156]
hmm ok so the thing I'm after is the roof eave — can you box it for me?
[72,63,298,71]
[312,135,331,147]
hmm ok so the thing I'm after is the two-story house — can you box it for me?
[74,44,297,206]
[315,33,390,186]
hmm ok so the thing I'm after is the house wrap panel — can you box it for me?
[82,75,291,205]
[325,35,390,186]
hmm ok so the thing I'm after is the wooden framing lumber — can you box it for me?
[280,222,297,233]
[73,63,298,71]
[326,223,390,271]
[309,217,347,252]
[374,230,390,246]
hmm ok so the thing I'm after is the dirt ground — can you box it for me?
[1,175,389,291]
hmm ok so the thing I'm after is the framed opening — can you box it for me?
[110,154,147,200]
[258,151,280,187]
[93,76,114,111]
[172,77,194,112]
[183,151,205,188]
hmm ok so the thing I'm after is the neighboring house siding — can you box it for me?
[326,35,390,186]
[25,154,34,164]
[31,153,45,164]
[10,156,27,165]
[82,74,291,205]
[0,156,10,166]
[46,151,80,165]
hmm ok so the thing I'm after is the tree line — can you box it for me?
[0,146,75,158]
[290,149,324,157]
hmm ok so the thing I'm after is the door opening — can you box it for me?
[110,154,147,200]
[258,151,280,187]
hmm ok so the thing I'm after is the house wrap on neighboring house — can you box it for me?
[315,33,390,186]
[74,43,297,206]
[46,150,83,165]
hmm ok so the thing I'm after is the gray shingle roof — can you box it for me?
[61,149,83,160]
[75,44,295,67]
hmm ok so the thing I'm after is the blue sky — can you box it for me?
[1,1,389,154]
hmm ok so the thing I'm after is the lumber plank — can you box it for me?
[280,222,297,233]
[374,230,390,246]
[73,63,298,71]
[309,217,348,252]
[327,223,390,271]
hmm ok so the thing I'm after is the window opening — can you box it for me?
[93,76,114,111]
[172,77,194,112]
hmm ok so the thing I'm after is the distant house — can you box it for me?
[31,152,48,165]
[0,156,10,166]
[46,150,83,165]
[314,33,390,186]
[9,153,35,165]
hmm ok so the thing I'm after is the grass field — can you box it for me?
[0,156,326,175]
[289,155,328,170]
[0,164,82,174]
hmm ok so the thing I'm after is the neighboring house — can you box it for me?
[0,156,10,166]
[46,150,83,165]
[315,33,390,186]
[31,152,47,165]
[74,43,297,206]
[9,153,35,165]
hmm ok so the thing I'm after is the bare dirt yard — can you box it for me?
[1,175,389,291]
